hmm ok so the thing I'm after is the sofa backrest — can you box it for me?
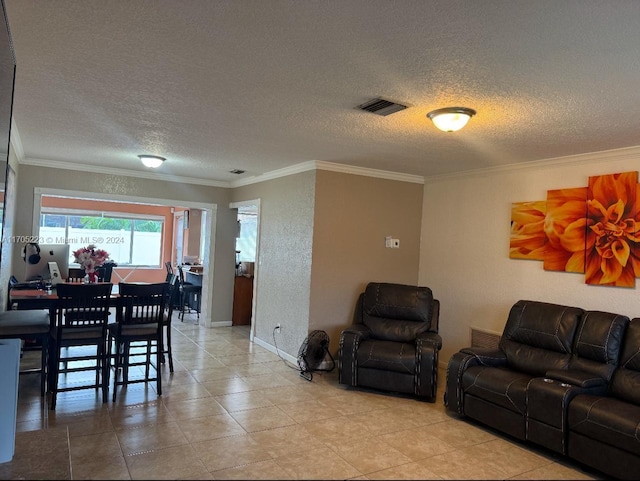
[360,282,434,342]
[570,310,629,382]
[610,318,640,405]
[499,300,584,376]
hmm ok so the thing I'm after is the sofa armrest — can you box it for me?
[338,325,371,387]
[445,347,507,414]
[545,369,607,389]
[460,346,508,367]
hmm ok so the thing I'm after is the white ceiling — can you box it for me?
[5,1,640,185]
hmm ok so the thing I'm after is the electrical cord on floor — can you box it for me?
[272,325,302,372]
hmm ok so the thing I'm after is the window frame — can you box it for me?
[39,207,165,268]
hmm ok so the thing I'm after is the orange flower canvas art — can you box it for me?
[543,187,587,274]
[509,201,547,260]
[510,170,640,288]
[585,171,638,287]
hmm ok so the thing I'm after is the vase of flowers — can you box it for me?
[72,244,110,283]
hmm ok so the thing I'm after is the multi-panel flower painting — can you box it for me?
[510,171,640,288]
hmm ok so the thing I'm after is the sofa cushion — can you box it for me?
[569,394,640,457]
[500,300,583,376]
[362,283,433,342]
[461,365,531,414]
[356,339,415,374]
[569,310,629,381]
[611,319,640,404]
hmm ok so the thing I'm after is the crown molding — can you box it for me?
[20,157,230,187]
[229,160,424,187]
[423,145,640,183]
[19,145,638,189]
[314,160,424,184]
[229,161,317,187]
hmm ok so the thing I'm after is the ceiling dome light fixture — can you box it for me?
[138,154,166,168]
[427,107,476,132]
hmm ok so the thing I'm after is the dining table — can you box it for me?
[9,283,123,326]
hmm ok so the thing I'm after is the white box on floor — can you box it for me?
[0,338,20,463]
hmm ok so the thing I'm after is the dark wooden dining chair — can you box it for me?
[161,274,178,373]
[49,282,113,410]
[177,265,201,322]
[67,262,116,283]
[108,282,170,401]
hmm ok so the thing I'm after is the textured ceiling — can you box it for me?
[4,0,640,184]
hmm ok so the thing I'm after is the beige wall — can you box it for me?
[11,164,238,324]
[420,150,640,367]
[309,170,423,353]
[231,170,316,356]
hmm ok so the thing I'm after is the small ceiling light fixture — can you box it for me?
[138,154,166,168]
[427,107,476,132]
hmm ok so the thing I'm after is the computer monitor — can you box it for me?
[24,244,70,282]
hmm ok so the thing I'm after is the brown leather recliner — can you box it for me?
[338,282,442,401]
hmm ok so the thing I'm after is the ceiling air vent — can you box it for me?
[357,97,408,116]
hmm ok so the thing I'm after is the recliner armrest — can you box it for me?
[417,331,442,350]
[460,346,507,367]
[545,369,607,389]
[341,324,371,340]
[338,324,371,387]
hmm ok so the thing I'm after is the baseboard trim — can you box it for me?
[253,335,298,366]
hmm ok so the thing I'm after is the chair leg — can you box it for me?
[166,325,174,373]
[112,338,120,402]
[156,338,162,396]
[145,341,151,381]
[50,344,60,410]
[123,342,130,384]
[179,292,186,322]
[100,343,108,403]
[95,344,101,391]
[40,337,48,397]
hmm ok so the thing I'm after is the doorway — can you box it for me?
[229,200,260,341]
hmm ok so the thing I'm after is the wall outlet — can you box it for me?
[392,238,400,248]
[385,236,393,248]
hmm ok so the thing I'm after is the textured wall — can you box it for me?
[12,164,237,324]
[309,170,423,354]
[231,171,316,356]
[420,153,640,367]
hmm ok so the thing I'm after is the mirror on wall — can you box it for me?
[0,0,17,309]
[0,0,15,232]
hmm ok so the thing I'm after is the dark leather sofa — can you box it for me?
[338,282,441,401]
[445,299,639,479]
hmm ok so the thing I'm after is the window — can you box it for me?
[39,210,164,267]
[236,212,257,262]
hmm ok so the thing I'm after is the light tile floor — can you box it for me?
[2,314,605,480]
